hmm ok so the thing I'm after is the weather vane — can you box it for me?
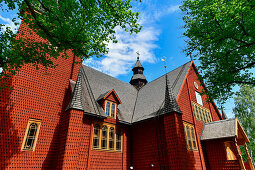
[161,56,167,73]
[136,51,140,60]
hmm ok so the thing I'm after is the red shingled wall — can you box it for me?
[176,63,223,169]
[0,21,81,169]
[203,139,241,170]
[132,113,187,169]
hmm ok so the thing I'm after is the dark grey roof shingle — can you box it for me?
[201,118,236,141]
[131,74,147,80]
[132,59,143,71]
[132,62,190,123]
[67,62,191,123]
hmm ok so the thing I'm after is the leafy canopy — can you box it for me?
[233,85,255,161]
[180,0,255,103]
[0,0,142,78]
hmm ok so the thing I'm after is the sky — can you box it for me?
[0,0,235,118]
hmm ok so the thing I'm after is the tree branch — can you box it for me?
[232,81,255,85]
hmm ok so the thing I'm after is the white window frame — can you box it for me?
[195,91,203,106]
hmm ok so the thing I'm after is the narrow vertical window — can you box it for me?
[24,123,38,150]
[111,103,115,118]
[195,91,203,106]
[184,122,198,151]
[93,124,100,148]
[21,119,41,151]
[101,126,108,149]
[105,102,110,116]
[186,126,192,150]
[190,127,197,150]
[109,127,115,150]
[116,129,121,151]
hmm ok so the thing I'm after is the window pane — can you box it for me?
[116,129,121,151]
[93,124,100,148]
[106,102,110,116]
[197,107,201,120]
[193,104,197,119]
[186,126,192,150]
[191,127,197,150]
[109,127,115,150]
[201,109,205,122]
[195,91,203,106]
[111,103,115,118]
[101,126,107,149]
[24,123,38,150]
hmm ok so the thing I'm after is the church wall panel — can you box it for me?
[0,21,81,169]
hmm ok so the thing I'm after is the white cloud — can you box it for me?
[0,15,20,33]
[83,3,180,77]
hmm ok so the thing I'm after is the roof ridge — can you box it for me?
[81,66,104,117]
[130,90,139,123]
[66,70,84,111]
[139,61,191,89]
[82,65,138,91]
[204,118,235,125]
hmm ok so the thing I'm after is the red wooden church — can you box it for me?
[1,21,254,170]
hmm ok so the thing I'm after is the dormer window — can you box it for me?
[105,100,116,118]
[97,89,121,119]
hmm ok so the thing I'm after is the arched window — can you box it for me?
[109,127,115,150]
[105,102,110,116]
[116,129,121,151]
[183,122,197,151]
[111,103,116,118]
[101,126,108,149]
[23,123,38,150]
[93,124,100,148]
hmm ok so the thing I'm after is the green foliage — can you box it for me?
[0,0,142,79]
[233,85,255,161]
[180,0,255,103]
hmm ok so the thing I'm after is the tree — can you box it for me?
[233,85,255,162]
[180,0,255,103]
[0,0,141,79]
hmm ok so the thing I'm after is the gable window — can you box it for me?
[224,142,236,160]
[21,119,41,151]
[183,122,198,151]
[105,100,116,118]
[195,91,203,106]
[93,124,100,148]
[92,123,122,152]
[192,102,212,123]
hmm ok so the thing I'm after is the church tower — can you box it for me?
[129,55,147,89]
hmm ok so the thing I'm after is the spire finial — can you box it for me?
[136,51,140,60]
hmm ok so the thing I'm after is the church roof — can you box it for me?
[201,119,236,141]
[67,61,191,124]
[201,118,249,144]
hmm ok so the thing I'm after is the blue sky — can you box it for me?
[0,0,235,118]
